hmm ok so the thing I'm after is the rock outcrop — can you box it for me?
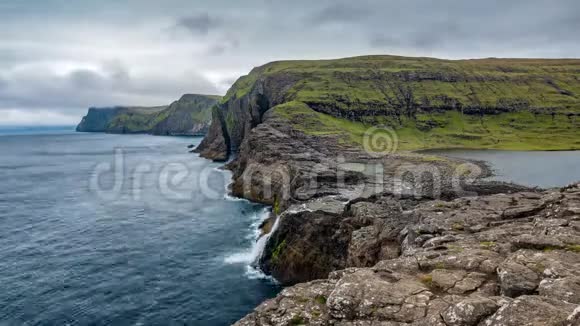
[76,94,220,135]
[236,184,580,325]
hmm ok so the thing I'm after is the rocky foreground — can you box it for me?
[237,184,580,326]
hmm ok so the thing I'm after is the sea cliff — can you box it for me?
[195,55,580,325]
[76,94,220,136]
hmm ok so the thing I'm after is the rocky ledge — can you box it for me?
[238,183,580,325]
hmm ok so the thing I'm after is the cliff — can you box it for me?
[75,107,127,132]
[151,94,220,136]
[196,55,580,161]
[194,55,580,324]
[76,94,220,135]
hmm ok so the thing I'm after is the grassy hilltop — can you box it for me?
[105,106,168,133]
[225,55,580,150]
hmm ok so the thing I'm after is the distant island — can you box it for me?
[76,94,220,136]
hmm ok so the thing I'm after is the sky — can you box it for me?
[0,0,579,125]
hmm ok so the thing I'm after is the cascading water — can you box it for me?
[252,212,282,265]
[223,206,281,281]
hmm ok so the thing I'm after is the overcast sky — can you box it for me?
[0,0,578,125]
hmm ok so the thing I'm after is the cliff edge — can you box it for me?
[76,94,220,135]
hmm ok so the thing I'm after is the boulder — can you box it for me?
[484,295,578,326]
[441,296,499,326]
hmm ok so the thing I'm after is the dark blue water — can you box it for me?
[428,149,580,188]
[0,127,279,325]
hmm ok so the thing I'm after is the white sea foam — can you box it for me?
[224,205,283,284]
[244,265,278,282]
[223,193,248,202]
[223,207,271,265]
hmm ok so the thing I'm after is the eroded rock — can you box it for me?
[484,295,577,326]
[237,184,580,325]
[441,296,498,326]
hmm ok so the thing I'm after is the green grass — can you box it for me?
[566,244,580,253]
[221,73,259,103]
[314,295,327,305]
[108,110,164,133]
[271,239,287,262]
[419,274,433,287]
[290,316,306,325]
[480,241,497,249]
[447,244,464,253]
[451,223,465,231]
[273,196,281,215]
[272,101,580,151]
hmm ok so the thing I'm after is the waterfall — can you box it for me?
[223,206,282,281]
[251,212,282,265]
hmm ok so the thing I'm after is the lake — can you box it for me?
[427,149,580,188]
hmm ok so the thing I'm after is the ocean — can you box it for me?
[0,127,279,325]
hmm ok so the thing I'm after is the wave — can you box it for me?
[210,165,248,202]
[223,193,249,202]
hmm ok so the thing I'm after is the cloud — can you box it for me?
[369,21,466,51]
[206,36,240,55]
[0,108,79,126]
[0,61,219,124]
[67,69,108,89]
[363,0,580,55]
[1,0,580,125]
[175,13,221,36]
[308,3,369,25]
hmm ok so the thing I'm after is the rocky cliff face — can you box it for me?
[151,94,220,136]
[195,71,300,159]
[76,94,219,135]
[75,107,124,132]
